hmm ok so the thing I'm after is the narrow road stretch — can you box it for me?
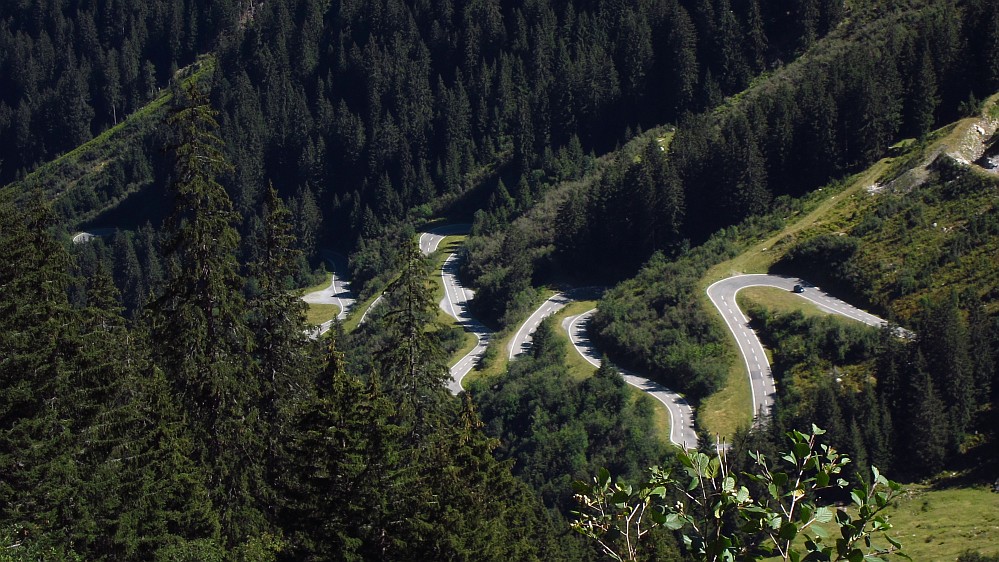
[419,225,487,395]
[706,274,888,423]
[508,293,574,360]
[419,223,472,255]
[356,225,474,328]
[302,250,357,337]
[560,309,698,449]
[507,287,607,360]
[71,228,116,244]
[356,293,385,327]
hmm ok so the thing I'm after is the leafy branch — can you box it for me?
[572,426,908,562]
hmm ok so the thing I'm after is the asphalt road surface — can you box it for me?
[423,225,488,394]
[561,309,698,449]
[439,251,492,394]
[508,292,574,359]
[419,223,471,255]
[302,250,357,337]
[706,274,889,423]
[355,224,474,329]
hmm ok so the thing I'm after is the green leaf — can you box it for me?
[611,490,630,505]
[885,534,902,550]
[794,442,811,460]
[664,513,685,531]
[875,492,888,508]
[679,452,694,469]
[598,467,610,488]
[816,471,830,488]
[850,491,863,507]
[814,507,833,523]
[779,522,799,541]
[848,548,864,562]
[649,486,667,497]
[723,476,735,492]
[707,455,721,478]
[736,486,750,503]
[649,508,668,525]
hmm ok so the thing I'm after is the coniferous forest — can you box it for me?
[3,0,999,560]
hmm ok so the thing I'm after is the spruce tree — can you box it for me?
[0,194,86,551]
[906,352,950,477]
[918,292,974,439]
[247,185,314,520]
[375,241,452,435]
[147,82,265,542]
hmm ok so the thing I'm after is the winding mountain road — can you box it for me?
[706,274,889,422]
[301,250,357,337]
[508,293,573,360]
[561,309,698,448]
[420,223,471,255]
[418,224,489,394]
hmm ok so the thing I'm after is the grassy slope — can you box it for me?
[698,93,999,438]
[694,96,999,559]
[5,57,215,227]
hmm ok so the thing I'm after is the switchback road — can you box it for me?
[302,250,357,337]
[419,223,471,255]
[561,309,698,448]
[507,287,606,360]
[706,274,888,423]
[419,225,487,394]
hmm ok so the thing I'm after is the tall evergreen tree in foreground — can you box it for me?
[0,193,83,551]
[247,185,314,520]
[376,241,451,435]
[148,82,266,544]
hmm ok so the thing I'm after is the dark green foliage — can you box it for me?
[278,297,562,561]
[375,241,452,433]
[590,239,744,400]
[776,234,862,299]
[0,0,236,186]
[748,287,994,481]
[917,292,975,439]
[959,552,999,562]
[147,83,266,543]
[0,193,220,558]
[472,317,669,513]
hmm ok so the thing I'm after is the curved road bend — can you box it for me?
[439,251,492,394]
[302,250,358,337]
[508,292,574,360]
[336,223,474,329]
[417,224,489,394]
[507,287,606,360]
[561,309,698,449]
[419,223,472,256]
[706,274,889,423]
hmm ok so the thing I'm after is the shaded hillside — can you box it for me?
[592,93,999,485]
[461,0,999,330]
[0,0,240,185]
